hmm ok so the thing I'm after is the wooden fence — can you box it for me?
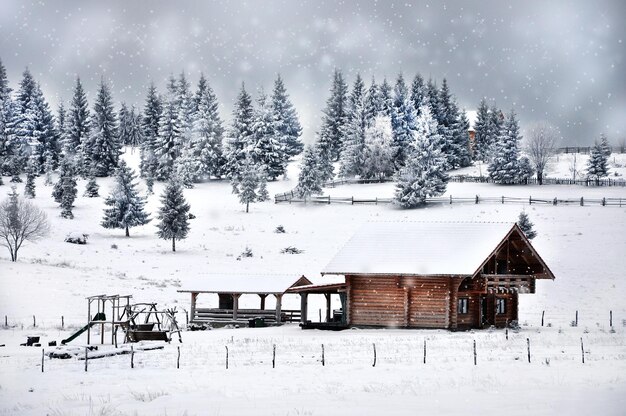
[275,191,625,207]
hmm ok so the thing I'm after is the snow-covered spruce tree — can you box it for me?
[174,148,197,188]
[339,74,367,178]
[118,102,130,145]
[586,140,609,183]
[101,160,151,236]
[176,72,195,148]
[59,163,77,219]
[29,83,60,173]
[437,79,461,168]
[486,104,504,161]
[145,175,154,195]
[156,178,190,252]
[0,58,12,176]
[472,98,491,162]
[317,68,348,163]
[452,108,472,168]
[518,156,535,184]
[271,74,303,158]
[394,105,448,208]
[296,145,323,198]
[257,172,269,202]
[140,82,162,178]
[390,74,417,170]
[364,77,380,126]
[252,89,287,180]
[84,173,100,197]
[488,109,522,184]
[517,211,537,240]
[126,106,144,150]
[52,158,73,202]
[86,78,120,177]
[362,116,394,180]
[426,78,443,127]
[599,133,611,158]
[66,77,90,173]
[154,76,183,180]
[8,68,38,174]
[24,159,36,199]
[378,78,393,118]
[410,74,426,119]
[42,149,54,186]
[189,74,224,180]
[231,156,262,213]
[56,102,67,157]
[224,82,255,179]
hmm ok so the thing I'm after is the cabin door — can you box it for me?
[480,295,495,328]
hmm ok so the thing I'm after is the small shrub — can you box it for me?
[281,246,304,254]
[64,233,88,245]
[236,246,253,260]
[188,213,196,219]
[274,225,286,234]
[111,244,118,250]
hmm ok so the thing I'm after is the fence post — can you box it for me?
[84,347,88,372]
[575,310,578,327]
[527,338,531,363]
[610,310,613,328]
[602,197,606,206]
[33,315,36,327]
[475,195,479,204]
[61,316,64,329]
[272,344,276,368]
[372,343,377,367]
[131,345,134,368]
[41,348,45,373]
[580,338,585,364]
[553,198,557,206]
[473,340,477,365]
[351,196,354,205]
[423,339,426,364]
[580,197,584,206]
[225,346,229,369]
[529,196,532,205]
[4,315,7,327]
[321,344,325,366]
[450,195,452,204]
[501,196,504,204]
[541,311,545,327]
[177,346,180,369]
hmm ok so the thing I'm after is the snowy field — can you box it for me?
[1,149,626,415]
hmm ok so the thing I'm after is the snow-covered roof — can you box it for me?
[323,222,516,276]
[178,274,312,295]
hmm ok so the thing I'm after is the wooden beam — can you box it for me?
[324,293,331,323]
[190,292,198,323]
[274,294,282,323]
[232,294,241,320]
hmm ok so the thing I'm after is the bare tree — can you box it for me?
[524,122,560,185]
[0,187,50,262]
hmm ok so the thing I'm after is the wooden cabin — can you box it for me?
[178,275,312,326]
[293,222,554,330]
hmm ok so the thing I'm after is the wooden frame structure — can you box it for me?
[295,223,555,330]
[178,275,313,326]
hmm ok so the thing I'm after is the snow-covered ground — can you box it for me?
[1,149,625,415]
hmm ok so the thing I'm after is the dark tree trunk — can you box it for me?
[172,238,176,252]
[246,202,249,213]
[125,226,129,237]
[537,171,543,185]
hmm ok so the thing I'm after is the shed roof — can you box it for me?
[323,222,518,276]
[177,275,312,295]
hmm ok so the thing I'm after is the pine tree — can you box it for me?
[126,106,144,149]
[9,68,38,174]
[66,77,90,171]
[362,116,394,180]
[176,72,195,147]
[339,74,367,178]
[43,149,54,185]
[190,74,224,180]
[86,78,120,176]
[378,78,393,117]
[56,102,67,160]
[437,79,459,168]
[252,90,286,180]
[156,179,190,252]
[599,134,611,158]
[452,108,472,168]
[29,83,59,173]
[118,102,130,145]
[296,145,323,198]
[154,76,183,180]
[518,156,535,184]
[586,140,609,183]
[364,77,380,126]
[0,58,12,176]
[140,82,162,178]
[224,83,255,179]
[174,148,197,188]
[101,160,150,236]
[232,156,262,213]
[271,74,303,158]
[394,105,448,208]
[488,109,522,184]
[517,211,537,240]
[410,74,426,118]
[84,174,100,197]
[257,173,269,202]
[145,175,154,195]
[487,104,504,162]
[473,98,490,162]
[317,69,348,163]
[426,79,443,127]
[390,74,416,170]
[52,158,74,202]
[24,159,36,198]
[59,162,77,219]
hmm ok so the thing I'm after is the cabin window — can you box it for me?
[457,298,469,314]
[496,298,506,314]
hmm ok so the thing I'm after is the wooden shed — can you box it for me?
[293,222,554,330]
[178,275,312,326]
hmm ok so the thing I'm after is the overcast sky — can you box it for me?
[1,0,624,145]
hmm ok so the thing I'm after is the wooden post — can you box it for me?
[61,316,64,329]
[506,326,509,341]
[274,294,283,323]
[325,293,331,322]
[190,292,197,323]
[541,310,545,327]
[33,315,36,327]
[131,345,134,368]
[300,293,308,324]
[501,196,504,204]
[321,344,325,366]
[575,310,578,327]
[225,346,229,369]
[610,310,613,327]
[580,197,584,206]
[473,340,477,365]
[4,315,6,327]
[272,344,276,368]
[41,348,44,373]
[259,294,267,310]
[84,347,88,372]
[372,343,376,367]
[527,338,531,363]
[423,339,426,364]
[177,346,180,369]
[87,299,91,345]
[232,294,240,321]
[475,195,479,204]
[318,309,322,322]
[580,338,585,364]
